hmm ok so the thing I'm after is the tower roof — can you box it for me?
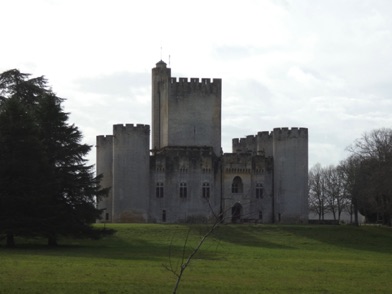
[156,60,167,68]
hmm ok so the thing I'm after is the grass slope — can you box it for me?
[1,224,392,293]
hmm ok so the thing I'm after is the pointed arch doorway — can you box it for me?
[231,203,242,223]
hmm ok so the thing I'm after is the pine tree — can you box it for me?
[0,97,51,247]
[0,69,109,246]
[35,92,108,245]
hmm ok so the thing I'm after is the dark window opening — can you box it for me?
[105,213,109,221]
[180,182,187,198]
[231,176,243,193]
[256,183,264,199]
[156,182,164,198]
[162,210,166,222]
[202,182,210,198]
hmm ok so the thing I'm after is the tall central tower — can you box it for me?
[151,61,222,155]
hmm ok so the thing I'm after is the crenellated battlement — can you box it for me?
[232,135,257,154]
[232,128,308,155]
[113,124,150,135]
[272,127,308,139]
[257,131,273,140]
[170,77,221,95]
[97,135,113,146]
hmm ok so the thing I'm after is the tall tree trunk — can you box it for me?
[6,232,15,248]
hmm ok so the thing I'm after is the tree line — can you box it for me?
[0,70,109,247]
[309,128,392,226]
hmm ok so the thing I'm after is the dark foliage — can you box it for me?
[347,128,392,226]
[0,69,109,246]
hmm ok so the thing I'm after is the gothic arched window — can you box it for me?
[231,176,243,193]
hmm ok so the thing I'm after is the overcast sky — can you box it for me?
[1,0,392,168]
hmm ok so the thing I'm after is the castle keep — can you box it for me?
[97,61,308,223]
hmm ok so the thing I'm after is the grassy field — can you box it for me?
[1,224,392,294]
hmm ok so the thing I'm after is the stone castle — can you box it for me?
[96,61,308,224]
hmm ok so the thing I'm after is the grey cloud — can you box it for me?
[225,79,274,105]
[75,72,149,97]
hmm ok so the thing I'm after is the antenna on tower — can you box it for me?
[169,55,171,67]
[160,43,163,61]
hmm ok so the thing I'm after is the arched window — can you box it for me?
[256,183,264,199]
[231,176,243,193]
[202,182,210,198]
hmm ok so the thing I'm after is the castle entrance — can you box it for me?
[231,203,242,223]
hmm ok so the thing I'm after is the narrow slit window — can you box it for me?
[156,182,164,198]
[256,183,264,199]
[162,210,166,222]
[180,182,187,198]
[202,182,210,198]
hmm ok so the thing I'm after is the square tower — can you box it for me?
[152,61,222,156]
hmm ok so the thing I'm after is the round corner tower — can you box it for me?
[272,127,308,223]
[112,124,150,222]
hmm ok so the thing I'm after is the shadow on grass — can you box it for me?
[280,224,392,254]
[191,224,294,250]
[185,223,392,254]
[0,227,221,262]
[2,224,391,261]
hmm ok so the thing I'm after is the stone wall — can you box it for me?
[151,60,171,150]
[152,61,222,156]
[272,127,308,223]
[222,153,274,223]
[112,124,150,222]
[149,147,221,223]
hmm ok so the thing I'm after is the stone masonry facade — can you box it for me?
[96,61,308,224]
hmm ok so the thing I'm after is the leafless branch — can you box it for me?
[172,214,224,294]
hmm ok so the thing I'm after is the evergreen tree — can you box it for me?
[0,97,51,247]
[35,93,108,245]
[0,69,108,246]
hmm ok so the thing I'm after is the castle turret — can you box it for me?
[151,61,222,156]
[112,124,150,222]
[272,127,308,223]
[152,60,171,150]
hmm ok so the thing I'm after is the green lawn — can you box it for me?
[1,224,391,293]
